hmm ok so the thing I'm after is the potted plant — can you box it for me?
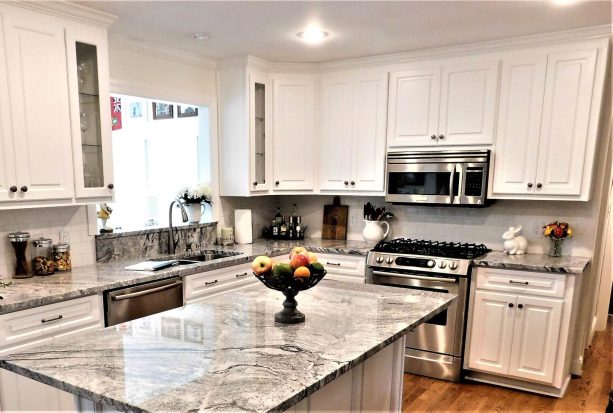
[543,221,573,257]
[177,184,213,224]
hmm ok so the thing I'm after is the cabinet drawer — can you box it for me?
[184,263,256,301]
[0,295,102,353]
[316,253,366,277]
[474,267,566,298]
[325,274,365,284]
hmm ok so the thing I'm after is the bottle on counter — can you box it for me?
[8,231,31,278]
[53,243,71,272]
[32,238,55,276]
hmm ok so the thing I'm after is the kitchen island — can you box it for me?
[0,280,455,412]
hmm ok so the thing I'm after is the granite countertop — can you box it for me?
[0,281,456,413]
[473,251,591,274]
[0,238,373,315]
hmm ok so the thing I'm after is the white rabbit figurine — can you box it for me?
[502,225,528,255]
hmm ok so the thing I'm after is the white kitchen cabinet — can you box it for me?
[318,253,366,284]
[0,294,104,412]
[272,74,316,191]
[490,44,604,201]
[319,72,387,193]
[387,59,498,148]
[66,25,114,199]
[1,8,74,202]
[465,267,579,397]
[184,263,259,304]
[218,65,272,196]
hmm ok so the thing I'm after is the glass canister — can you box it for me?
[32,238,55,276]
[8,232,31,278]
[53,243,71,272]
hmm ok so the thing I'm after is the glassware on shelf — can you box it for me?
[8,232,31,278]
[54,243,71,272]
[32,238,55,276]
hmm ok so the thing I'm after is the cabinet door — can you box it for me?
[272,76,315,191]
[66,25,114,199]
[467,290,516,375]
[3,10,74,200]
[0,12,17,202]
[387,68,440,148]
[491,55,547,195]
[351,73,388,192]
[439,60,499,145]
[249,70,272,193]
[319,75,354,191]
[509,296,563,384]
[535,49,598,196]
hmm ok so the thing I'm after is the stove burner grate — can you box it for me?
[372,238,490,260]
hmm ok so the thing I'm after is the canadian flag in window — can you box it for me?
[111,97,122,130]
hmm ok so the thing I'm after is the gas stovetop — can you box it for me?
[367,238,490,276]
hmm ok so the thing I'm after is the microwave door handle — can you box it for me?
[456,163,465,204]
[448,164,455,204]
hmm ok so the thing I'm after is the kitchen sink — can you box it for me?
[150,250,244,265]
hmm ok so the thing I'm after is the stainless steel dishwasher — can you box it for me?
[104,277,183,326]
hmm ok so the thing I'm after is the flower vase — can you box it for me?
[185,203,203,224]
[549,238,564,257]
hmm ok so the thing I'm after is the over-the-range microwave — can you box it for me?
[386,150,490,206]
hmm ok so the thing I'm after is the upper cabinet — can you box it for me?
[388,59,499,149]
[218,66,272,196]
[490,44,603,201]
[0,3,115,208]
[319,71,387,193]
[272,74,316,191]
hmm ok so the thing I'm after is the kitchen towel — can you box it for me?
[234,209,253,244]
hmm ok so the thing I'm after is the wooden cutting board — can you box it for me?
[322,196,348,240]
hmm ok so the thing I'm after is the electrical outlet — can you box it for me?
[349,213,358,228]
[59,230,70,244]
[532,223,542,237]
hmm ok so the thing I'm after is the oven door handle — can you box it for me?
[372,270,457,283]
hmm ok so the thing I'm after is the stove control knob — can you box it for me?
[427,259,436,268]
[375,256,384,264]
[385,256,394,264]
[438,261,447,269]
[449,262,459,271]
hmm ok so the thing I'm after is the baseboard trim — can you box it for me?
[464,371,570,398]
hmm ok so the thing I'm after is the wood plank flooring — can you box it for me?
[403,317,612,412]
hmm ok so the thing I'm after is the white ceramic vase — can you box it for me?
[185,203,204,224]
[362,220,390,244]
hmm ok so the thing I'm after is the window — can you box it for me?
[107,94,211,232]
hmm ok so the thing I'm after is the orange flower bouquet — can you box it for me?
[543,221,572,257]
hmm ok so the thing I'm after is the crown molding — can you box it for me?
[4,1,117,27]
[109,33,218,70]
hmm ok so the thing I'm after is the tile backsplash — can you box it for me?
[0,206,96,279]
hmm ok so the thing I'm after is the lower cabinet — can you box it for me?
[317,253,366,284]
[0,294,104,411]
[465,267,576,397]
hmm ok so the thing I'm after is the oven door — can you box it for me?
[386,163,459,204]
[372,270,464,357]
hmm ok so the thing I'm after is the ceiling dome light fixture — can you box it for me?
[297,27,329,44]
[192,32,209,40]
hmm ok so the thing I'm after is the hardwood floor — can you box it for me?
[402,317,612,412]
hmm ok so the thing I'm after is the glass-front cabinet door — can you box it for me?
[66,26,114,199]
[249,70,271,193]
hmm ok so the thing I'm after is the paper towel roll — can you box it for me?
[234,209,253,244]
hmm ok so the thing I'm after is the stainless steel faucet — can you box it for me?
[168,199,188,255]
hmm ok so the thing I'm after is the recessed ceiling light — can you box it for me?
[297,28,329,44]
[192,33,209,40]
[552,0,578,5]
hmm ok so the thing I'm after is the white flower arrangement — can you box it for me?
[177,183,213,205]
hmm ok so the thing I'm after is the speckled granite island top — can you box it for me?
[0,281,456,413]
[0,238,373,315]
[473,251,591,274]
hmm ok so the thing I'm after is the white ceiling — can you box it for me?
[80,1,612,63]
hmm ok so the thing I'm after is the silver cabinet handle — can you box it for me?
[235,272,248,278]
[41,315,63,324]
[326,262,341,266]
[205,279,218,285]
[112,281,183,301]
[509,280,529,285]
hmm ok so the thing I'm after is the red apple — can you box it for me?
[289,246,308,259]
[290,253,310,270]
[252,255,273,275]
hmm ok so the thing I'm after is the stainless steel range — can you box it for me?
[366,238,489,382]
